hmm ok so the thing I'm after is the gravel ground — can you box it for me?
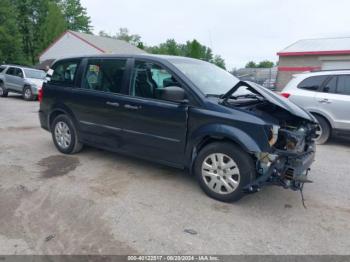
[0,94,349,255]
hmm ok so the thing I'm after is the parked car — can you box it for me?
[281,70,350,144]
[39,55,317,202]
[0,65,46,100]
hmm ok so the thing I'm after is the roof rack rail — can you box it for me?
[311,68,350,72]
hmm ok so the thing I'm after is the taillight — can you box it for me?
[38,88,43,102]
[280,92,290,98]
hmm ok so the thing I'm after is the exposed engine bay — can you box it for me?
[221,82,318,194]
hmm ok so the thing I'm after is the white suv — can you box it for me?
[281,70,350,144]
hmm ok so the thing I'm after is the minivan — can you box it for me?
[39,54,318,202]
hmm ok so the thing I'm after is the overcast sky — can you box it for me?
[81,0,350,69]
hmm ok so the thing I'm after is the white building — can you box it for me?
[37,30,146,68]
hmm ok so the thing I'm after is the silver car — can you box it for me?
[0,65,46,101]
[281,70,350,144]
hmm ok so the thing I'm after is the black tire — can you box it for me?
[314,114,331,145]
[23,86,34,101]
[0,82,8,97]
[51,114,83,154]
[194,142,256,202]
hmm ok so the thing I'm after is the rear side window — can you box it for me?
[337,75,350,95]
[82,59,127,94]
[323,76,337,93]
[0,66,6,73]
[5,67,16,76]
[297,76,328,91]
[49,60,79,86]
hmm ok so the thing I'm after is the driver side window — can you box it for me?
[130,61,184,101]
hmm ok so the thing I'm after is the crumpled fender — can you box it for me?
[186,123,269,166]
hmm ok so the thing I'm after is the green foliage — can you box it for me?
[38,1,67,55]
[147,38,225,69]
[0,0,25,64]
[245,60,275,68]
[58,0,92,33]
[212,55,226,69]
[245,61,257,68]
[98,28,143,47]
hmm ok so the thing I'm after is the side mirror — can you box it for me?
[160,86,187,103]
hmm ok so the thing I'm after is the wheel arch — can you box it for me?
[309,110,334,129]
[48,106,80,132]
[186,124,264,173]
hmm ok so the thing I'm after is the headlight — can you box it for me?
[268,125,280,146]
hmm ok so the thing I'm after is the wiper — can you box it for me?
[230,93,265,100]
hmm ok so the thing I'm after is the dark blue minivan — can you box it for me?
[39,54,318,202]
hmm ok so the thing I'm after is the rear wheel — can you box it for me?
[23,86,34,101]
[314,115,331,144]
[0,82,8,97]
[51,115,83,154]
[194,142,256,202]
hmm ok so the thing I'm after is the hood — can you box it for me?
[222,81,316,122]
[27,78,44,88]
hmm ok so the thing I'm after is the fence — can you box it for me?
[231,67,278,90]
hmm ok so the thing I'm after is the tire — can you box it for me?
[51,115,83,154]
[314,114,331,145]
[23,86,34,101]
[0,82,8,97]
[194,142,256,202]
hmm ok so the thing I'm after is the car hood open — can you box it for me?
[222,81,316,122]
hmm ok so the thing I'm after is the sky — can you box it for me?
[81,0,350,70]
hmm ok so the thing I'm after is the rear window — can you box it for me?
[337,75,350,95]
[297,76,328,91]
[24,69,46,79]
[0,66,6,73]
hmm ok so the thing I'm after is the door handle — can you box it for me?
[124,104,140,110]
[106,101,120,107]
[318,98,331,104]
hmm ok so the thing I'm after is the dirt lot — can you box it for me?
[0,95,350,255]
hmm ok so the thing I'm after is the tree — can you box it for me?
[12,0,48,64]
[245,60,275,68]
[245,61,257,68]
[0,0,25,64]
[115,28,142,46]
[212,55,226,69]
[38,1,67,55]
[58,0,92,33]
[257,60,274,68]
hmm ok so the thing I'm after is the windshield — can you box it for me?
[24,69,46,79]
[169,58,239,95]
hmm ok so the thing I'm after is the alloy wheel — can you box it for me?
[24,88,32,100]
[201,153,240,194]
[54,121,72,149]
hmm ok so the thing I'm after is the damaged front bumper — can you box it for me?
[245,146,316,193]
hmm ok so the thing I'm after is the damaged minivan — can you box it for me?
[39,55,318,202]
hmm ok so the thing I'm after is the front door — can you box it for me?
[121,60,189,166]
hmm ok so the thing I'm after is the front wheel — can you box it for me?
[51,115,83,154]
[194,142,256,202]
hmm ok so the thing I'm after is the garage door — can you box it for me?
[322,61,350,70]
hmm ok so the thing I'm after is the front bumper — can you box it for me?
[246,148,316,192]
